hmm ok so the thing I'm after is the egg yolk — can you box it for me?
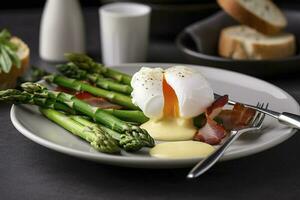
[140,76,197,141]
[162,77,179,118]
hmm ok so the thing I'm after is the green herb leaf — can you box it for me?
[0,45,12,73]
[4,40,18,51]
[0,48,10,73]
[0,29,21,73]
[0,29,11,42]
[4,45,20,68]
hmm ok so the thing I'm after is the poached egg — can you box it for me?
[131,66,214,141]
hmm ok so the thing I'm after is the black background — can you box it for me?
[1,0,299,9]
[0,0,100,9]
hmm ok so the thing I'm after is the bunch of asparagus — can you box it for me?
[44,74,138,110]
[0,83,154,152]
[64,53,132,85]
[57,54,151,123]
[54,53,138,111]
[58,62,133,94]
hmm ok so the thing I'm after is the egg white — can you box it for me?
[131,67,164,119]
[164,66,214,118]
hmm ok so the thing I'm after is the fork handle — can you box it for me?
[187,132,240,178]
[279,112,300,129]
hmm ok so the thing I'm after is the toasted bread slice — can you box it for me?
[217,0,287,35]
[0,37,30,89]
[219,25,296,60]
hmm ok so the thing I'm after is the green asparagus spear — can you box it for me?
[65,53,132,85]
[0,89,76,114]
[70,116,144,151]
[40,108,120,153]
[103,109,148,124]
[44,74,139,110]
[21,82,155,148]
[58,63,133,94]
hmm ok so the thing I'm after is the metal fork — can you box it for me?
[187,103,267,179]
[214,93,300,129]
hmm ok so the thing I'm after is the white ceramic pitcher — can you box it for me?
[39,0,85,62]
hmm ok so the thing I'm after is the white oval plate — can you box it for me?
[10,64,300,168]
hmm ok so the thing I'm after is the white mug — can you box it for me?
[100,3,151,66]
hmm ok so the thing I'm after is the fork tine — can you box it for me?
[253,103,267,127]
[252,111,262,126]
[257,113,266,128]
[254,111,264,127]
[248,102,261,125]
[250,102,263,126]
[255,103,268,128]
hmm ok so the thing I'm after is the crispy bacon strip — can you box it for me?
[194,115,227,145]
[217,110,233,130]
[233,103,256,127]
[75,91,122,109]
[55,86,76,95]
[75,91,94,99]
[194,95,228,145]
[206,95,228,119]
[219,103,256,131]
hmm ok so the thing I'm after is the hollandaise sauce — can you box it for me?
[150,141,214,159]
[141,118,196,141]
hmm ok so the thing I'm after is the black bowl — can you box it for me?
[176,10,300,78]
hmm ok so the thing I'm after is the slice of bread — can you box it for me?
[218,25,296,60]
[0,37,30,89]
[217,0,287,35]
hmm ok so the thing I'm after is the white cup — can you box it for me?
[99,3,151,66]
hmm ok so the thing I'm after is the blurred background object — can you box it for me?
[101,0,219,38]
[99,3,151,65]
[1,0,299,78]
[0,0,220,38]
[176,10,300,77]
[39,0,85,61]
[0,0,297,39]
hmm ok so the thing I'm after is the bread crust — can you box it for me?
[219,31,248,59]
[217,0,286,35]
[0,37,30,89]
[218,27,296,60]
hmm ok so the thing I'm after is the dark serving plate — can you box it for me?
[176,10,300,78]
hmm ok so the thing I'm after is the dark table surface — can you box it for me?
[0,8,300,200]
